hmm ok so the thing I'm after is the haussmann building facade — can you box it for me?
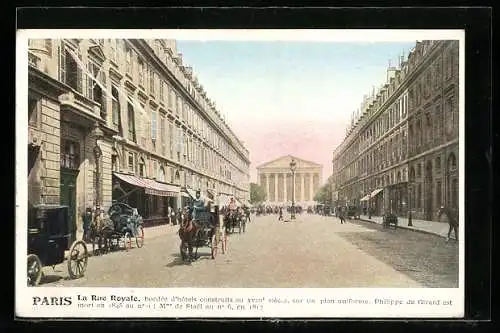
[27,38,250,238]
[331,40,459,221]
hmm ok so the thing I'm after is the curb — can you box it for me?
[358,218,447,239]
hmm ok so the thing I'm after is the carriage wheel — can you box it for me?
[124,232,132,251]
[211,233,218,259]
[27,254,43,286]
[135,225,144,248]
[67,240,89,280]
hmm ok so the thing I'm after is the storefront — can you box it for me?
[112,172,180,226]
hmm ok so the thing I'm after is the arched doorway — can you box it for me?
[425,161,433,220]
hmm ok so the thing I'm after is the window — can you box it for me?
[436,156,441,173]
[86,61,105,108]
[158,167,165,182]
[111,87,120,127]
[424,71,431,96]
[176,96,182,116]
[169,87,174,109]
[28,96,39,127]
[151,109,157,141]
[139,158,146,177]
[127,102,136,142]
[445,96,455,135]
[426,113,433,144]
[160,115,166,156]
[160,80,164,101]
[60,140,80,169]
[138,58,145,86]
[416,82,422,106]
[417,163,422,178]
[150,68,155,95]
[109,39,117,63]
[125,45,132,75]
[45,39,53,56]
[434,60,442,89]
[417,184,422,208]
[59,45,82,93]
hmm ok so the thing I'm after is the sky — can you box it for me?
[176,40,417,183]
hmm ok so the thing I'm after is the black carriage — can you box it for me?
[346,205,361,219]
[105,202,145,251]
[382,213,398,229]
[186,208,227,260]
[27,204,89,286]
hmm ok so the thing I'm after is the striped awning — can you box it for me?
[113,173,180,197]
[184,188,213,202]
[370,188,384,197]
[360,194,370,201]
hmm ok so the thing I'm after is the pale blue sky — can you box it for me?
[176,41,417,182]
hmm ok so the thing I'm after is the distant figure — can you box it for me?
[82,207,92,242]
[278,207,283,221]
[338,207,346,224]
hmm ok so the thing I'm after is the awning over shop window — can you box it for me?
[218,194,240,207]
[113,172,180,197]
[184,188,213,202]
[360,194,370,201]
[370,188,384,197]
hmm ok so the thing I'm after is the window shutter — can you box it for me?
[58,44,66,82]
[76,53,83,93]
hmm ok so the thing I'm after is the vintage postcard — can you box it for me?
[16,29,464,318]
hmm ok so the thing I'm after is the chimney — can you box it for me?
[184,66,193,77]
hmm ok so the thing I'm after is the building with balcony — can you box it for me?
[331,40,459,221]
[27,38,251,232]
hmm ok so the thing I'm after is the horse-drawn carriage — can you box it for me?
[382,213,398,229]
[90,202,144,254]
[179,206,228,262]
[27,204,89,286]
[224,208,246,234]
[346,205,361,220]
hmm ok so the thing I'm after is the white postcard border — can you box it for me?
[16,29,465,319]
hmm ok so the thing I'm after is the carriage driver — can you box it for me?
[191,189,206,222]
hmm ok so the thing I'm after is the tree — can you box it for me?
[314,183,332,204]
[250,182,267,204]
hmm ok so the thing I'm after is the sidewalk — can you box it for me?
[69,223,179,257]
[357,214,451,239]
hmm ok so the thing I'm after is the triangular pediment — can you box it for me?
[88,42,106,62]
[257,155,321,170]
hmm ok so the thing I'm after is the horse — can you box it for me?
[437,205,458,242]
[89,209,115,255]
[178,208,198,262]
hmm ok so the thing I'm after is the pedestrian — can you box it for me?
[82,207,92,242]
[170,206,176,225]
[338,207,346,224]
[278,206,283,221]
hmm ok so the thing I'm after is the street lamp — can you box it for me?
[93,122,104,209]
[289,158,297,220]
[408,183,413,226]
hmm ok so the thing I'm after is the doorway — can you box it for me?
[425,161,433,220]
[60,168,79,245]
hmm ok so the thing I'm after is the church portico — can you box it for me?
[257,155,323,206]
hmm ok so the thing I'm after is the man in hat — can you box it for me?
[191,189,206,222]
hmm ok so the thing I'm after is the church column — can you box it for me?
[283,172,287,203]
[274,173,279,203]
[309,173,314,201]
[265,173,270,203]
[301,173,305,202]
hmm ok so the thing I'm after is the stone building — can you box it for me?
[331,40,459,221]
[27,38,250,234]
[257,155,322,207]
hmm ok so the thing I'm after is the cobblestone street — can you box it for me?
[39,214,457,288]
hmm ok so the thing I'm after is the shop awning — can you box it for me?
[218,194,240,207]
[184,188,213,202]
[360,194,371,201]
[113,173,180,197]
[370,188,384,197]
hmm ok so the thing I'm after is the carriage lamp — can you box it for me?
[289,158,297,220]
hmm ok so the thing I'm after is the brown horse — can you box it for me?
[89,209,114,254]
[437,205,458,242]
[178,208,201,262]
